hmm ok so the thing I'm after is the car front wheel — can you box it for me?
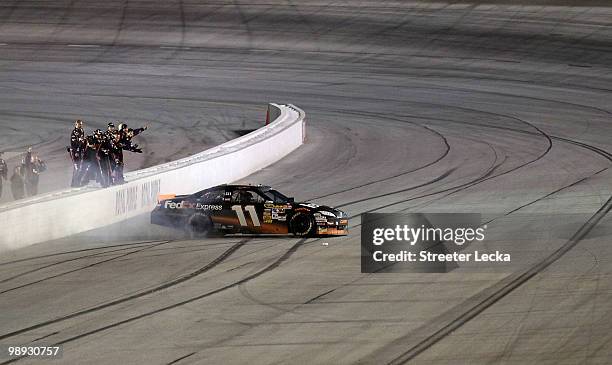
[290,212,315,237]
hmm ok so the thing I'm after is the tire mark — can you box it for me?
[307,123,451,201]
[334,110,551,214]
[0,239,247,343]
[0,0,20,28]
[365,132,612,364]
[336,168,456,209]
[483,167,608,225]
[29,331,59,343]
[298,102,536,206]
[304,288,336,305]
[48,0,78,41]
[0,242,161,284]
[166,351,195,365]
[354,109,602,220]
[158,0,188,63]
[0,240,164,267]
[0,240,172,295]
[384,195,612,365]
[0,237,304,364]
[260,133,612,364]
[83,0,129,64]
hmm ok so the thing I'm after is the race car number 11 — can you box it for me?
[231,205,261,226]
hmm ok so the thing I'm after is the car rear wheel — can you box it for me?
[186,213,213,238]
[290,212,315,237]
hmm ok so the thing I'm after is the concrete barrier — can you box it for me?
[0,104,305,250]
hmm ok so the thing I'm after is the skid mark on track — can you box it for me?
[166,351,196,365]
[0,237,307,365]
[0,240,172,295]
[336,168,456,209]
[0,239,306,365]
[381,196,612,364]
[365,134,612,364]
[307,119,451,201]
[225,108,612,362]
[0,240,165,267]
[313,103,553,213]
[0,239,247,344]
[0,242,162,284]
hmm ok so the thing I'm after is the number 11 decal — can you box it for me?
[231,205,261,226]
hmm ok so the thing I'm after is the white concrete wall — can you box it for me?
[0,104,305,250]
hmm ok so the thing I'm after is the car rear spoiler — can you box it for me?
[157,193,176,203]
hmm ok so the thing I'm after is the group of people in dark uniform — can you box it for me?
[0,148,47,201]
[0,119,146,201]
[68,119,148,187]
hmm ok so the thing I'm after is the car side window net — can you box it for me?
[231,190,264,204]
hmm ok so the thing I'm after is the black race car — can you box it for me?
[151,184,348,237]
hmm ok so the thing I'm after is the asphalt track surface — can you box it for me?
[1,1,612,364]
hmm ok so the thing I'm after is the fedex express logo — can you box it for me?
[164,201,222,211]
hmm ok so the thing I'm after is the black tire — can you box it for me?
[290,212,316,237]
[185,213,213,238]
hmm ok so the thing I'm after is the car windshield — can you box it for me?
[195,188,223,200]
[261,189,291,203]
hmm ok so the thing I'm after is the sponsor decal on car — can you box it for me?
[263,209,273,224]
[299,203,320,209]
[313,212,328,223]
[267,205,287,221]
[197,204,223,211]
[272,214,287,221]
[164,201,222,211]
